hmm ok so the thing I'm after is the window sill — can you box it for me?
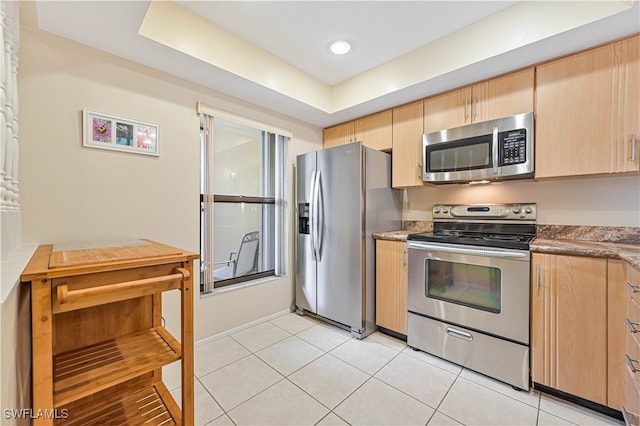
[200,274,285,297]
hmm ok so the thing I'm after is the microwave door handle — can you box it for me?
[492,125,499,175]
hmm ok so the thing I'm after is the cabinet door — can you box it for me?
[355,110,392,151]
[626,262,640,420]
[472,68,534,123]
[423,86,472,133]
[615,35,640,173]
[608,259,627,410]
[531,253,608,405]
[392,101,424,188]
[536,43,617,178]
[375,240,407,334]
[323,121,354,149]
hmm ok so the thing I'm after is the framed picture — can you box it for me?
[83,109,159,156]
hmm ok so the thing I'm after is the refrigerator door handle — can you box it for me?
[309,170,318,261]
[316,170,323,261]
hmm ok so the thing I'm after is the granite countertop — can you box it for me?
[374,223,640,269]
[531,238,640,268]
[373,221,433,242]
[532,225,640,269]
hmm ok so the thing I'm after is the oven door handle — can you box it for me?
[408,242,529,260]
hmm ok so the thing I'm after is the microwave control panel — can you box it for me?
[499,129,527,165]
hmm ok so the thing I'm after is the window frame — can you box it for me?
[199,111,288,294]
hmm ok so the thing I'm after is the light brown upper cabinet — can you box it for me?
[323,121,354,149]
[535,35,639,178]
[423,68,534,134]
[323,110,392,151]
[392,100,424,188]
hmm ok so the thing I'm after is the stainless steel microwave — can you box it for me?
[422,112,534,184]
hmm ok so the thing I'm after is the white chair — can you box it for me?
[213,231,260,281]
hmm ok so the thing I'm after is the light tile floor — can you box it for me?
[165,313,624,426]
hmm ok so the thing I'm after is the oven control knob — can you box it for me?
[512,207,521,214]
[525,207,533,214]
[433,207,441,214]
[442,208,449,214]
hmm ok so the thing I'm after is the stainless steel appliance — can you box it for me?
[296,142,402,338]
[407,203,536,390]
[422,112,534,184]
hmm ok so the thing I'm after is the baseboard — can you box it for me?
[376,326,407,342]
[533,382,623,422]
[194,308,292,348]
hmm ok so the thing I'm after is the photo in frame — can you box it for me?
[83,109,159,156]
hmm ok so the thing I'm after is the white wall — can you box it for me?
[404,175,640,227]
[18,25,322,341]
[0,283,31,425]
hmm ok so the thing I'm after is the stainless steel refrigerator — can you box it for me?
[295,142,402,338]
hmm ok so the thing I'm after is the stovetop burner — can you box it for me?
[407,203,537,250]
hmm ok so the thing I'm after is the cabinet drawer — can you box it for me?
[624,364,640,426]
[629,296,640,326]
[626,263,640,306]
[627,330,640,375]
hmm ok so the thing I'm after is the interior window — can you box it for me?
[200,115,287,293]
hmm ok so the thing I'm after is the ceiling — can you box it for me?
[32,1,640,128]
[177,1,518,86]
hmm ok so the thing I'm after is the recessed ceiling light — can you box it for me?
[330,40,351,55]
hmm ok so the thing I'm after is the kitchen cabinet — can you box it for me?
[535,35,640,178]
[323,121,354,149]
[609,259,630,411]
[423,67,534,133]
[323,110,392,151]
[392,100,424,188]
[531,253,608,406]
[623,261,640,425]
[375,239,408,335]
[21,240,198,426]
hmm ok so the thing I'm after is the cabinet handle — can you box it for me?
[632,134,637,162]
[627,281,640,293]
[465,99,469,120]
[627,318,640,333]
[625,354,640,373]
[473,97,478,119]
[536,264,541,291]
[402,249,407,269]
[417,163,422,181]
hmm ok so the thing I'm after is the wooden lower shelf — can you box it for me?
[56,379,181,426]
[54,327,181,407]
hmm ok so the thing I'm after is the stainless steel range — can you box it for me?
[407,203,536,390]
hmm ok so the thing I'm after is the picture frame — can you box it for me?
[83,109,160,156]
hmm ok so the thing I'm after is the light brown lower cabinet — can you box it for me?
[623,262,640,425]
[375,239,408,335]
[610,259,629,411]
[531,253,613,407]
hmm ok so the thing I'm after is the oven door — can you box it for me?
[407,241,530,344]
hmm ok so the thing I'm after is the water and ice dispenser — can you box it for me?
[298,203,310,234]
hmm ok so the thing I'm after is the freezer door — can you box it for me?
[295,152,317,313]
[316,143,363,331]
